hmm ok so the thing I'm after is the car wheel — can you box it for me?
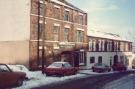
[17,79,23,86]
[92,69,95,72]
[108,69,111,72]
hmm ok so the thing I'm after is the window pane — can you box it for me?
[64,28,69,41]
[53,26,59,41]
[90,57,95,63]
[64,11,69,21]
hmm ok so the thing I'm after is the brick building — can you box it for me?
[30,0,88,69]
[0,0,88,69]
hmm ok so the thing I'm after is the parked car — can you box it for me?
[92,63,111,73]
[112,63,127,71]
[44,62,78,76]
[0,64,26,88]
[132,59,135,69]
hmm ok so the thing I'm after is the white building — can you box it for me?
[86,30,133,69]
[0,0,30,66]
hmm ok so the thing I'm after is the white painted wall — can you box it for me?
[0,0,30,41]
[86,52,133,69]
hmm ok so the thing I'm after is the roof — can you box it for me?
[87,30,132,42]
[50,0,87,13]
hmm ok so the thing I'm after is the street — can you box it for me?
[33,71,135,89]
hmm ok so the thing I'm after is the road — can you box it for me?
[33,71,135,89]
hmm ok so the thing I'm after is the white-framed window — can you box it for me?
[89,40,93,51]
[76,30,84,42]
[64,28,69,42]
[78,15,83,24]
[53,26,60,41]
[93,40,96,51]
[64,10,69,21]
[79,52,85,65]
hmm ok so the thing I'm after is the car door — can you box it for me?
[63,63,74,75]
[0,65,16,87]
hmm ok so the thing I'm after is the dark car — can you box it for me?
[132,59,135,69]
[112,63,127,71]
[92,63,111,73]
[44,62,78,76]
[0,64,26,88]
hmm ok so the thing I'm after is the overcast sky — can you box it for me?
[68,0,135,41]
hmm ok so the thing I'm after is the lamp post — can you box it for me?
[41,0,46,74]
[38,0,46,73]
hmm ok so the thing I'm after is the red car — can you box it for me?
[112,63,127,71]
[92,63,111,73]
[0,64,26,88]
[44,62,78,76]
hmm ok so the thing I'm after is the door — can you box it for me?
[114,55,118,64]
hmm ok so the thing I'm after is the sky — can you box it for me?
[68,0,135,42]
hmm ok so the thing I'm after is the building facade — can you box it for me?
[30,0,88,69]
[0,0,88,69]
[86,30,133,69]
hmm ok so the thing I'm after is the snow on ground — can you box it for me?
[103,74,135,89]
[9,65,87,89]
[8,65,135,89]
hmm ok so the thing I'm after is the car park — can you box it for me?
[0,64,26,88]
[92,63,111,73]
[44,61,78,76]
[112,63,127,71]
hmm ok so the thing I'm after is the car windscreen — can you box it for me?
[48,63,63,68]
[0,65,11,72]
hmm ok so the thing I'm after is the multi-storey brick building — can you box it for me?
[0,0,88,69]
[30,0,88,69]
[86,30,133,69]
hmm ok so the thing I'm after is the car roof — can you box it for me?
[53,61,68,64]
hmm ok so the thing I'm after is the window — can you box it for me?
[64,11,69,21]
[96,40,99,51]
[39,3,44,16]
[104,41,107,51]
[64,28,69,41]
[76,30,84,42]
[99,40,102,51]
[89,40,93,51]
[53,26,60,41]
[110,57,112,66]
[39,23,43,39]
[79,52,85,65]
[64,63,72,68]
[90,57,95,63]
[0,65,11,72]
[93,40,96,51]
[98,56,102,64]
[78,15,83,24]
